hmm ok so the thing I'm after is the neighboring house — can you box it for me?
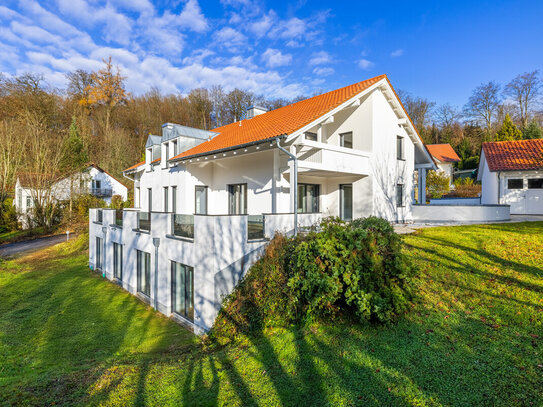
[478,139,543,214]
[88,74,436,333]
[16,164,127,227]
[426,144,460,183]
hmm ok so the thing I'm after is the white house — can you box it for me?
[16,164,127,227]
[88,74,437,334]
[426,144,460,183]
[478,139,543,214]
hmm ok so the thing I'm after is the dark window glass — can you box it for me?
[397,136,404,160]
[164,187,169,212]
[305,132,318,141]
[96,237,102,269]
[171,261,194,321]
[528,178,543,189]
[339,132,353,148]
[396,184,404,207]
[195,186,207,214]
[172,140,178,157]
[340,184,353,221]
[228,184,247,214]
[113,243,122,280]
[508,179,523,189]
[148,188,153,211]
[298,184,320,213]
[137,250,151,296]
[172,186,177,213]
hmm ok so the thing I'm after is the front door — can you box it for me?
[340,184,353,221]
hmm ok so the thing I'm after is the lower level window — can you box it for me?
[137,250,151,297]
[96,237,103,269]
[113,243,122,280]
[298,183,320,213]
[171,261,194,321]
[396,184,404,207]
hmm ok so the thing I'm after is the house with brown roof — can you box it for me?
[426,144,461,183]
[478,139,543,214]
[88,74,437,333]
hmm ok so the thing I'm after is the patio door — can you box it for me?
[340,184,353,221]
[171,261,194,321]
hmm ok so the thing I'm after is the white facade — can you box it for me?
[478,150,543,214]
[89,77,436,333]
[436,161,454,183]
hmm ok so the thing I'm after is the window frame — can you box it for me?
[305,132,318,142]
[397,136,404,160]
[171,261,194,321]
[163,186,169,212]
[195,186,208,215]
[137,250,151,297]
[95,237,103,269]
[171,186,177,214]
[113,242,122,281]
[396,184,405,208]
[527,178,543,189]
[228,183,248,215]
[340,184,353,221]
[339,132,353,149]
[297,183,320,213]
[148,188,153,211]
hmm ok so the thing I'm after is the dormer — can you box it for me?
[245,106,267,119]
[161,123,219,166]
[145,135,162,171]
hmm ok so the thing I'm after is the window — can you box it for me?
[228,183,247,215]
[340,184,353,221]
[195,186,208,215]
[397,136,404,160]
[298,184,320,213]
[305,132,318,141]
[339,132,353,149]
[172,186,177,213]
[135,187,140,208]
[96,237,103,269]
[26,196,32,208]
[171,261,194,321]
[96,209,103,223]
[164,187,169,212]
[528,178,543,189]
[147,147,152,162]
[172,140,178,157]
[18,190,22,209]
[396,184,404,207]
[137,250,151,297]
[165,143,169,162]
[148,188,153,211]
[113,243,122,280]
[507,179,523,189]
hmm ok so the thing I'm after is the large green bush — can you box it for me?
[211,217,417,344]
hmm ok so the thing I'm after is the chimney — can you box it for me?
[246,105,268,119]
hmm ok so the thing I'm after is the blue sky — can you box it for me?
[1,0,542,107]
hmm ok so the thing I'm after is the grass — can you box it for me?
[0,227,46,245]
[0,223,542,406]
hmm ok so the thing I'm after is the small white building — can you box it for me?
[15,164,127,227]
[478,139,543,214]
[88,74,437,333]
[426,144,460,183]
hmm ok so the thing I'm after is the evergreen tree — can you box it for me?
[522,120,542,139]
[495,114,522,141]
[62,116,88,171]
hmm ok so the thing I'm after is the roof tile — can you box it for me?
[426,144,461,163]
[483,139,543,171]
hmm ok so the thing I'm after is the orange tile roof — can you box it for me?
[483,139,543,171]
[124,160,145,172]
[170,74,388,161]
[426,144,461,163]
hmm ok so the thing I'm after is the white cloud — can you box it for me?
[269,17,306,39]
[214,27,247,49]
[247,10,276,38]
[175,0,209,33]
[309,51,331,66]
[262,48,292,68]
[358,58,374,70]
[313,67,334,76]
[390,49,404,57]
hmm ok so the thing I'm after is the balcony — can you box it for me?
[91,188,113,197]
[296,140,370,176]
[172,214,194,239]
[137,212,151,232]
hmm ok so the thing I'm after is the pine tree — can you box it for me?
[495,114,523,141]
[522,120,542,139]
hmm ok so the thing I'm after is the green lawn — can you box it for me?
[0,223,542,406]
[0,227,46,245]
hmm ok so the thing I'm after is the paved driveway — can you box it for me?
[0,235,70,258]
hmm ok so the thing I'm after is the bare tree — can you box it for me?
[463,81,501,137]
[0,119,25,213]
[436,103,461,129]
[504,70,542,128]
[397,90,435,133]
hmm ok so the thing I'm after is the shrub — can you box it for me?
[74,194,106,219]
[426,170,450,199]
[110,195,131,209]
[452,177,482,198]
[211,217,417,344]
[1,198,19,231]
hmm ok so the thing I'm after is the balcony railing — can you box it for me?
[172,214,194,239]
[91,188,113,197]
[115,209,123,227]
[247,215,265,240]
[137,212,151,232]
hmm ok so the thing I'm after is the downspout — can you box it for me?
[497,171,501,204]
[276,137,298,236]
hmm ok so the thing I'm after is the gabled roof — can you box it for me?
[426,144,461,163]
[170,74,388,161]
[482,139,543,171]
[124,161,145,172]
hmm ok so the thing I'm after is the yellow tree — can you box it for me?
[85,57,128,131]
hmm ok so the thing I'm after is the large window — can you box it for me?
[95,237,103,269]
[340,184,353,221]
[137,250,151,297]
[396,184,404,207]
[113,243,122,280]
[339,132,353,149]
[508,179,523,189]
[171,261,194,321]
[195,186,208,215]
[228,183,247,215]
[172,186,177,213]
[148,188,153,211]
[163,187,169,212]
[298,183,320,213]
[397,136,404,160]
[528,178,543,189]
